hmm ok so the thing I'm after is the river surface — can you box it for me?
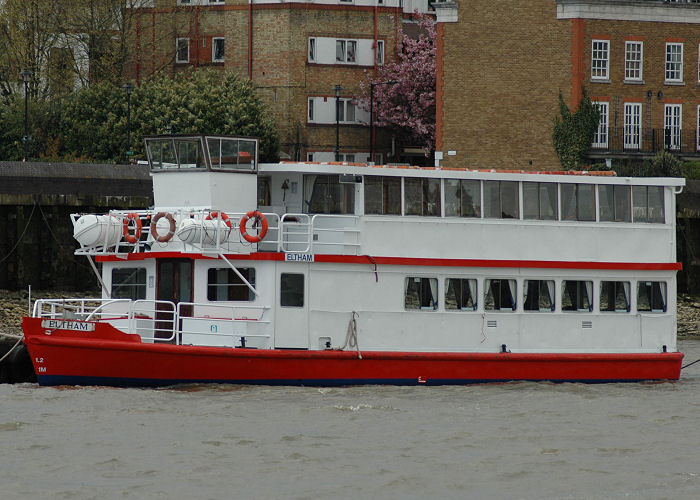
[1,341,700,500]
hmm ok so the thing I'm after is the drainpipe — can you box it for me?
[248,0,253,79]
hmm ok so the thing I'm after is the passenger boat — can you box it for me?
[22,135,685,386]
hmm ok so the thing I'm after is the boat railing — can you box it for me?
[177,302,271,348]
[311,215,361,254]
[279,213,311,253]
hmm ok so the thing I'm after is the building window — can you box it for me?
[598,185,631,222]
[444,179,481,218]
[176,37,190,63]
[484,279,516,311]
[562,280,593,312]
[308,37,316,62]
[561,184,595,221]
[632,186,665,223]
[637,281,666,313]
[523,280,555,312]
[281,273,304,307]
[404,178,441,216]
[665,42,683,83]
[336,39,357,63]
[212,37,224,63]
[111,268,147,300]
[483,180,519,219]
[698,105,700,150]
[376,40,384,65]
[364,176,401,215]
[592,101,609,148]
[624,41,643,82]
[207,268,255,301]
[308,98,314,121]
[445,278,477,311]
[304,174,355,214]
[591,39,609,80]
[336,99,356,123]
[623,102,642,150]
[405,277,438,311]
[522,182,557,220]
[664,104,682,150]
[600,281,630,312]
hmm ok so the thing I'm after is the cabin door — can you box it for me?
[274,264,309,348]
[156,259,193,339]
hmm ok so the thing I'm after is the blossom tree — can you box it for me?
[358,12,436,155]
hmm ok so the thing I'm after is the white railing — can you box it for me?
[177,302,271,348]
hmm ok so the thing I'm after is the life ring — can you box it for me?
[205,211,232,228]
[240,210,268,243]
[150,212,176,243]
[122,213,142,243]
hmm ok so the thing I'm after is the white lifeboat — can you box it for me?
[176,218,202,244]
[176,217,231,245]
[73,214,122,248]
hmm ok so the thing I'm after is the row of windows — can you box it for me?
[592,39,700,84]
[176,37,225,64]
[303,174,666,223]
[308,37,384,66]
[405,277,668,314]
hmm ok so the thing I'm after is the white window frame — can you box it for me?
[665,42,683,83]
[624,41,643,82]
[376,40,385,65]
[697,105,700,151]
[698,44,700,83]
[623,102,642,150]
[664,104,682,150]
[336,98,357,124]
[336,39,358,64]
[308,37,316,62]
[308,98,314,122]
[212,37,225,63]
[592,101,609,148]
[591,39,609,80]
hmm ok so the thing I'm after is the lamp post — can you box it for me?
[19,69,33,162]
[123,82,134,159]
[333,84,343,161]
[369,79,397,164]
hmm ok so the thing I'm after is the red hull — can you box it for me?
[22,317,684,387]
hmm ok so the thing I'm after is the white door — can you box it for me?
[274,263,309,348]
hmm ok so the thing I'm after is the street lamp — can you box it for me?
[19,69,33,162]
[369,79,397,164]
[333,84,343,161]
[123,82,134,160]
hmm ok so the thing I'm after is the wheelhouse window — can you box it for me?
[207,137,257,171]
[176,37,190,63]
[598,185,631,222]
[207,268,255,301]
[600,281,630,312]
[364,176,401,215]
[561,184,595,221]
[405,277,438,311]
[637,281,666,312]
[562,280,593,312]
[591,39,609,80]
[632,186,665,223]
[445,179,481,218]
[484,279,516,311]
[624,41,643,82]
[281,273,304,307]
[304,175,355,214]
[404,178,441,216]
[445,278,477,311]
[483,181,518,219]
[523,182,557,220]
[112,268,147,300]
[592,101,609,148]
[523,280,554,312]
[665,42,683,83]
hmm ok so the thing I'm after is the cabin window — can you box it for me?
[405,277,438,311]
[257,177,271,206]
[281,273,304,307]
[523,280,555,312]
[445,179,480,217]
[632,186,665,223]
[598,185,631,222]
[523,182,557,220]
[304,175,355,214]
[445,278,477,311]
[111,268,147,300]
[637,281,667,312]
[562,280,593,312]
[207,137,256,170]
[560,184,595,221]
[600,281,630,312]
[404,178,441,216]
[483,181,519,219]
[364,176,401,215]
[484,279,516,311]
[207,268,256,302]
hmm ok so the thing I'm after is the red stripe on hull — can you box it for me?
[22,318,683,386]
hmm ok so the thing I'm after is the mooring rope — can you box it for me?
[681,358,700,370]
[0,335,24,365]
[339,311,361,359]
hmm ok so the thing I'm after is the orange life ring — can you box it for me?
[122,213,142,243]
[150,212,176,243]
[205,211,232,228]
[240,210,268,243]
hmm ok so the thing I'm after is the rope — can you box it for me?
[0,202,36,264]
[339,311,361,359]
[0,335,24,365]
[682,358,700,370]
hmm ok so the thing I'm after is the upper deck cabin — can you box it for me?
[74,135,686,266]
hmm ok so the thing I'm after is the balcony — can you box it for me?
[588,128,700,160]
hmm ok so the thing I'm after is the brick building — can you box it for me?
[435,0,700,170]
[127,0,430,163]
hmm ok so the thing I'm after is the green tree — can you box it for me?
[552,90,600,170]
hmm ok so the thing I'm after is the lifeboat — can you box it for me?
[72,214,122,248]
[176,217,231,245]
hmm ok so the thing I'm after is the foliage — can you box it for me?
[552,90,600,170]
[586,151,683,178]
[357,12,436,154]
